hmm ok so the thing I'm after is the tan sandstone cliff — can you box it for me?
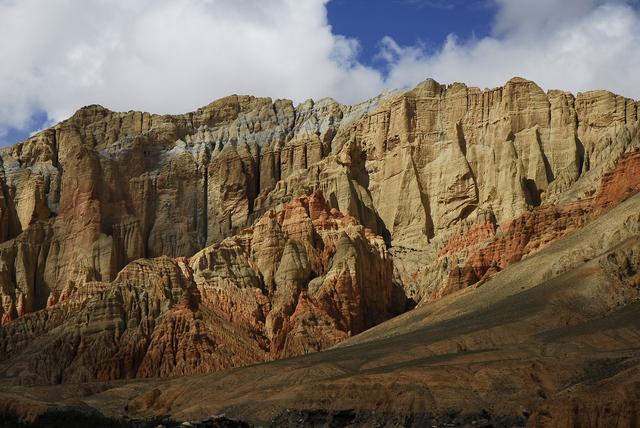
[0,77,639,385]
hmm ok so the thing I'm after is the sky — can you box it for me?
[1,0,640,147]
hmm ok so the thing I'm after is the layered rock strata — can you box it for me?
[0,76,639,384]
[0,192,404,383]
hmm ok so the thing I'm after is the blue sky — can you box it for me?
[327,0,495,70]
[3,111,48,149]
[1,0,640,147]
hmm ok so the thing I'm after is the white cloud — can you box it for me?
[0,0,384,137]
[1,0,639,144]
[382,1,640,98]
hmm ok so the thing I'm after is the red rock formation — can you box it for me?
[0,191,404,384]
[594,151,640,212]
[438,221,497,258]
[442,151,640,297]
[442,203,589,296]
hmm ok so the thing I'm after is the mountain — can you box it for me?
[0,77,639,427]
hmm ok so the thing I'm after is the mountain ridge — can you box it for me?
[0,76,639,426]
[56,75,638,121]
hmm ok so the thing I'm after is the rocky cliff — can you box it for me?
[0,192,405,383]
[0,77,639,385]
[3,184,640,428]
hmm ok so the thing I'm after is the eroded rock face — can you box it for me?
[0,192,404,383]
[0,77,639,383]
[437,150,640,299]
[0,95,385,323]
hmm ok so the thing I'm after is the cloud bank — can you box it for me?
[0,0,383,138]
[383,0,640,100]
[0,0,639,144]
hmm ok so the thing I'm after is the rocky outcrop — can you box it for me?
[0,76,639,384]
[361,79,637,244]
[0,192,404,383]
[0,95,385,324]
[191,191,404,360]
[439,149,640,298]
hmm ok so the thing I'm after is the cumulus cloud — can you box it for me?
[1,0,639,145]
[382,0,640,98]
[0,0,384,139]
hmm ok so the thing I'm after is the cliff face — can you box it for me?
[0,94,383,323]
[0,192,403,383]
[0,77,639,384]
